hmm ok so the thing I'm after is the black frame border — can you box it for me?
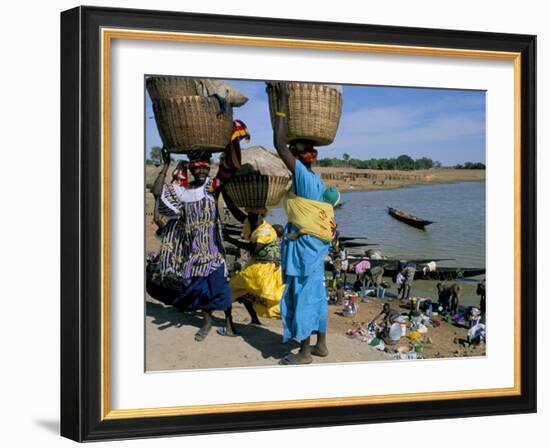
[61,6,536,442]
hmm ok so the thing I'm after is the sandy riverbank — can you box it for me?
[145,264,485,371]
[145,288,484,371]
[145,295,391,371]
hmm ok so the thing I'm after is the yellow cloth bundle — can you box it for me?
[283,192,336,242]
[229,220,283,319]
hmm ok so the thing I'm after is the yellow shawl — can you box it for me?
[283,192,336,242]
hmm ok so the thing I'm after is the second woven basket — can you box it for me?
[151,96,233,153]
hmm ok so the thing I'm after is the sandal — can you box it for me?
[278,353,312,365]
[216,326,238,337]
[194,327,211,342]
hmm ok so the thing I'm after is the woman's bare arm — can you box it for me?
[224,233,266,254]
[152,199,165,232]
[221,188,247,223]
[271,83,295,173]
[151,148,171,199]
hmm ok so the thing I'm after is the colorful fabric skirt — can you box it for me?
[171,265,232,312]
[229,262,284,319]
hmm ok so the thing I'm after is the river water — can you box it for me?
[266,181,486,306]
[268,181,485,267]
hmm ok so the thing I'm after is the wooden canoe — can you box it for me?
[381,266,485,280]
[388,207,434,229]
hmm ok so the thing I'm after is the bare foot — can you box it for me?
[311,345,329,357]
[312,332,329,357]
[194,312,212,342]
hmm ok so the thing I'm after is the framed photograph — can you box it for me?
[60,6,536,442]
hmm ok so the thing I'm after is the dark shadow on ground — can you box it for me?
[146,298,298,361]
[146,300,225,331]
[228,321,299,360]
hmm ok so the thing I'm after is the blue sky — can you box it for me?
[145,79,485,165]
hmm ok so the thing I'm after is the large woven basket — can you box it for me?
[152,96,233,153]
[146,76,200,102]
[267,82,342,146]
[224,174,291,208]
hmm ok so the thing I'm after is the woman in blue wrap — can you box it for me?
[271,82,332,365]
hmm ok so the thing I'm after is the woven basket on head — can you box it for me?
[224,174,291,209]
[146,76,200,102]
[240,146,291,176]
[267,82,342,146]
[152,96,233,153]
[147,76,249,107]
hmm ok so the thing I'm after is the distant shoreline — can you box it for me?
[337,179,485,197]
[314,167,485,193]
[145,164,485,195]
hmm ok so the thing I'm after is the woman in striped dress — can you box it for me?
[149,121,250,341]
[156,154,236,341]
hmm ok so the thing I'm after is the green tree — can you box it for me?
[414,157,434,170]
[316,154,439,171]
[396,154,415,170]
[455,162,485,170]
[150,146,162,162]
[385,158,396,170]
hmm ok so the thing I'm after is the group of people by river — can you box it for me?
[326,242,486,331]
[146,84,335,365]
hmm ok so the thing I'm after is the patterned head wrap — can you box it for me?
[230,119,250,143]
[188,151,212,169]
[188,160,210,169]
